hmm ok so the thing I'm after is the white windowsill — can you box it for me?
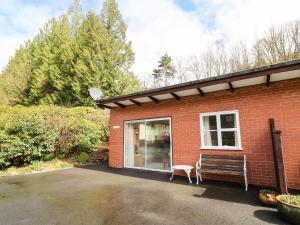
[200,146,243,151]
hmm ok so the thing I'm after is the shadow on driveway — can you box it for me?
[253,210,287,225]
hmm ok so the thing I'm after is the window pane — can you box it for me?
[145,119,171,171]
[221,114,236,128]
[125,122,145,168]
[202,115,217,130]
[221,131,237,146]
[203,131,218,146]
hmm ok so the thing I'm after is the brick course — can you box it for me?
[109,79,300,190]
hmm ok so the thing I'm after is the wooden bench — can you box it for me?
[196,154,248,191]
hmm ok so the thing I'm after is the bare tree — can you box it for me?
[174,57,190,83]
[254,21,300,66]
[188,55,202,80]
[198,40,228,78]
[286,20,300,59]
[229,41,252,72]
[143,20,300,87]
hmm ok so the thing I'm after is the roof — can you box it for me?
[97,59,300,109]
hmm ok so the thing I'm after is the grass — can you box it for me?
[0,159,74,176]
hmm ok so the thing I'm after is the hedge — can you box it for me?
[0,105,109,169]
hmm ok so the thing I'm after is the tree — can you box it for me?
[254,21,300,66]
[0,42,33,105]
[188,55,202,80]
[0,0,140,106]
[152,53,176,87]
[228,41,252,72]
[99,0,137,96]
[174,57,189,83]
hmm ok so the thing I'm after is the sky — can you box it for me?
[1,0,300,78]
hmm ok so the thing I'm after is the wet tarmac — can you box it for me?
[0,166,288,225]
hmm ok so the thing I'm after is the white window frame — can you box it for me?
[200,110,242,150]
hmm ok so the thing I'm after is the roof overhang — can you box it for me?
[97,59,300,109]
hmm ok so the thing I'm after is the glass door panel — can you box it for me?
[145,119,171,170]
[124,118,171,171]
[124,122,145,168]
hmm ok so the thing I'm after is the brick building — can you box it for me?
[98,59,300,190]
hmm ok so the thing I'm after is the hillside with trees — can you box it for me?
[149,21,300,88]
[0,0,141,106]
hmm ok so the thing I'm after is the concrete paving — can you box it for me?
[0,165,288,225]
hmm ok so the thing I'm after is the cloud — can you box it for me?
[1,0,300,77]
[0,0,69,72]
[118,0,214,76]
[193,0,300,44]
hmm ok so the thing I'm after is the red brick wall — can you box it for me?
[109,79,300,190]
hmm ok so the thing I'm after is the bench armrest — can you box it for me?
[243,155,247,171]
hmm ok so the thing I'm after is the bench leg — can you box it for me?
[170,168,175,181]
[244,171,248,191]
[196,170,202,185]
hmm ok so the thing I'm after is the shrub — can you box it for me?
[259,189,277,194]
[42,153,55,161]
[56,120,102,156]
[29,161,42,170]
[78,152,89,164]
[0,105,109,169]
[0,117,56,168]
[279,195,300,207]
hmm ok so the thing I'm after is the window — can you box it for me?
[200,110,242,150]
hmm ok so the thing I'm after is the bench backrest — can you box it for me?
[200,154,246,175]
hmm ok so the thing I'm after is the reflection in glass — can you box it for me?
[146,120,170,170]
[221,114,236,128]
[221,131,237,146]
[125,118,171,171]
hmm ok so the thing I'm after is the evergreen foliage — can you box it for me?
[0,105,109,169]
[152,53,176,87]
[0,0,140,106]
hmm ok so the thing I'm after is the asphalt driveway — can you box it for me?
[0,166,288,225]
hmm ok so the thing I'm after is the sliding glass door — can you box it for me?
[124,117,172,171]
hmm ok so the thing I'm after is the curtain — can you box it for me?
[125,123,134,166]
[203,116,212,146]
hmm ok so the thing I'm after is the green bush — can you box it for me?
[0,117,56,168]
[259,189,277,194]
[56,120,102,156]
[0,105,109,169]
[78,152,89,164]
[42,153,55,161]
[29,161,42,170]
[279,195,300,207]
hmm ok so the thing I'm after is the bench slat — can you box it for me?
[197,154,247,191]
[201,169,244,176]
[199,154,245,175]
[201,164,243,171]
[202,154,244,160]
[202,158,244,165]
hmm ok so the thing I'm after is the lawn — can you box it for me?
[0,159,74,176]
